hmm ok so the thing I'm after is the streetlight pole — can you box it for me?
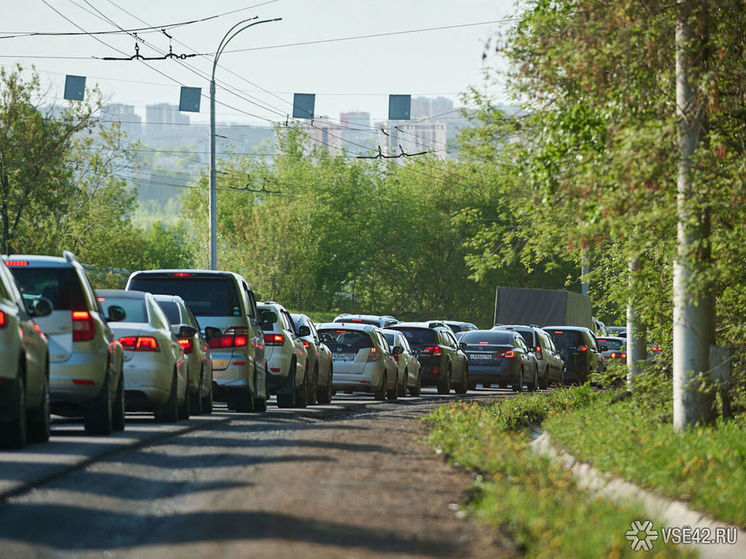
[209,16,281,270]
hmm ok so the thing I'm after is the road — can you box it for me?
[0,388,517,559]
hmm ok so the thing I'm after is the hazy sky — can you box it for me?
[1,0,518,125]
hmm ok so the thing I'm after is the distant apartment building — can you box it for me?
[145,103,190,130]
[100,103,142,137]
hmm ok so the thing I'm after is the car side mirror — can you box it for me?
[106,305,126,322]
[29,297,54,318]
[298,325,311,337]
[203,326,222,340]
[179,325,198,339]
[259,310,277,328]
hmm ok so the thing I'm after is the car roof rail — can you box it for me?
[63,250,78,264]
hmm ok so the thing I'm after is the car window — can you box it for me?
[597,338,624,350]
[516,336,528,351]
[184,305,200,329]
[11,266,87,311]
[546,329,585,350]
[243,282,256,320]
[460,330,515,345]
[376,332,390,352]
[150,298,170,330]
[0,269,12,302]
[158,300,181,325]
[99,296,148,323]
[318,328,373,352]
[392,327,437,346]
[128,275,242,317]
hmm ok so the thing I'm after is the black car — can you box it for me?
[543,326,603,384]
[441,321,478,335]
[492,325,564,388]
[389,322,469,394]
[461,330,537,392]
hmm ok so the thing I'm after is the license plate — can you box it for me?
[212,358,230,369]
[333,353,355,361]
[468,353,492,360]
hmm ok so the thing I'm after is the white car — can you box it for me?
[382,329,421,396]
[291,313,334,404]
[258,302,309,408]
[317,323,399,400]
[97,290,189,422]
[0,260,52,449]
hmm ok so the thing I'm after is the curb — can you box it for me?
[530,431,746,559]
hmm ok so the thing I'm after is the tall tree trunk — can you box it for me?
[672,0,716,430]
[626,255,646,387]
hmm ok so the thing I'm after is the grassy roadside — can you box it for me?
[427,386,691,558]
[543,385,746,528]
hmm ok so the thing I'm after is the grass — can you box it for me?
[427,388,691,558]
[544,386,746,527]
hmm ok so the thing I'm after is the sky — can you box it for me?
[1,0,518,126]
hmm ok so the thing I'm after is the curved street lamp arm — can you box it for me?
[212,17,282,81]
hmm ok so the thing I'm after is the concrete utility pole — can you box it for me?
[209,17,281,270]
[672,0,716,430]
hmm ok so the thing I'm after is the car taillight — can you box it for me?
[178,338,194,353]
[423,346,441,355]
[0,310,5,328]
[119,336,159,351]
[496,350,515,358]
[580,345,588,352]
[4,260,28,266]
[72,310,95,342]
[302,340,310,349]
[534,345,543,360]
[262,333,285,346]
[171,272,192,277]
[210,331,249,349]
[367,347,379,362]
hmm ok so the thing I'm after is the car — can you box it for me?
[98,290,191,422]
[543,326,604,385]
[332,314,399,328]
[441,321,478,335]
[389,322,469,394]
[593,317,609,337]
[5,252,125,436]
[606,325,627,337]
[257,302,310,408]
[317,323,399,400]
[291,313,334,404]
[491,325,564,388]
[460,329,538,392]
[125,270,268,413]
[596,336,627,363]
[153,294,214,414]
[0,259,52,449]
[382,328,422,396]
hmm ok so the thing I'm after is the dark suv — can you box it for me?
[390,322,469,394]
[492,325,564,388]
[543,326,603,385]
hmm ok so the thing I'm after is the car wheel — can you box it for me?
[409,370,421,396]
[398,369,407,397]
[295,366,309,409]
[386,371,398,400]
[201,377,214,415]
[253,367,268,412]
[154,372,179,423]
[437,367,451,395]
[28,369,51,443]
[1,369,27,449]
[374,372,387,400]
[277,362,297,408]
[177,376,191,420]
[316,363,333,404]
[190,370,203,415]
[84,374,113,435]
[111,370,126,432]
[454,366,468,395]
[513,368,523,393]
[539,366,549,390]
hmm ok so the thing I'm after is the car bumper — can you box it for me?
[49,353,108,406]
[468,363,519,384]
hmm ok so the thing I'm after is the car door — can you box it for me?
[445,330,467,381]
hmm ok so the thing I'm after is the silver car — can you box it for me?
[291,313,333,404]
[382,329,421,396]
[97,290,190,422]
[317,323,399,400]
[6,253,125,436]
[0,260,52,448]
[258,303,309,408]
[154,294,214,414]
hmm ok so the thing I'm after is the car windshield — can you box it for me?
[128,276,241,317]
[547,329,585,350]
[157,301,181,325]
[99,296,148,323]
[318,329,373,352]
[10,266,86,311]
[461,331,515,345]
[597,338,624,350]
[392,327,437,346]
[499,328,533,347]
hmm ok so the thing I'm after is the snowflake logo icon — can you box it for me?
[625,520,659,551]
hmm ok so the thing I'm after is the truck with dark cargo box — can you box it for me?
[493,287,593,329]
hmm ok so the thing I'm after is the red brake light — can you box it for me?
[72,310,95,342]
[262,333,285,346]
[622,352,627,358]
[302,340,310,349]
[479,341,489,345]
[350,318,363,322]
[119,336,159,351]
[171,272,192,277]
[4,260,28,266]
[367,346,379,361]
[553,331,564,334]
[497,350,515,358]
[178,338,194,353]
[0,310,5,328]
[580,345,588,352]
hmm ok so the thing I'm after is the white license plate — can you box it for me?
[468,353,492,360]
[333,353,356,361]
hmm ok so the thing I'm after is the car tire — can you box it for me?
[437,367,451,395]
[513,368,524,393]
[27,368,51,443]
[409,370,421,396]
[253,367,268,412]
[177,378,191,420]
[454,366,468,395]
[307,365,319,406]
[154,372,179,423]
[84,374,113,435]
[201,371,214,415]
[374,372,387,400]
[277,363,296,408]
[190,370,203,415]
[539,367,549,390]
[398,369,407,397]
[295,367,309,409]
[1,369,27,449]
[386,372,398,400]
[316,364,333,404]
[111,370,125,432]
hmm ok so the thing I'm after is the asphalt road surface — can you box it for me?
[0,388,518,559]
